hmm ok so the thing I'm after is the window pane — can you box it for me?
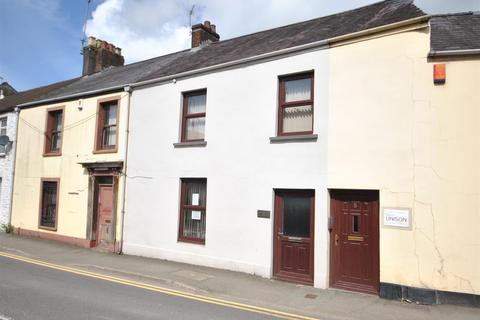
[182,209,206,239]
[102,126,117,147]
[104,104,117,125]
[53,112,62,131]
[187,94,206,114]
[285,78,311,102]
[283,194,311,237]
[282,105,312,133]
[185,181,206,206]
[41,181,57,228]
[0,118,7,135]
[185,117,205,140]
[51,132,61,151]
[352,215,360,233]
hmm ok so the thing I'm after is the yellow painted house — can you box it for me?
[11,39,131,251]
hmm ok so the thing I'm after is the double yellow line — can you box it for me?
[0,251,319,320]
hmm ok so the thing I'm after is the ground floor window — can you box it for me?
[39,179,59,230]
[178,178,206,244]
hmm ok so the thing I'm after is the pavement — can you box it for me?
[0,233,479,320]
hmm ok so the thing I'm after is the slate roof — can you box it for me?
[430,12,480,52]
[0,78,78,112]
[20,0,426,106]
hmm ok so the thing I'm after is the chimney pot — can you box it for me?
[191,20,220,49]
[82,37,125,76]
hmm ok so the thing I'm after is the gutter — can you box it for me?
[428,49,480,57]
[117,85,132,254]
[18,15,430,106]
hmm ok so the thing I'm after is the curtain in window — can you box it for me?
[282,105,313,133]
[285,78,311,102]
[103,104,117,147]
[51,112,62,151]
[187,94,206,114]
[41,182,57,228]
[185,117,205,140]
[182,181,206,239]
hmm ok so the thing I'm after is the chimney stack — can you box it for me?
[82,37,125,76]
[191,20,220,49]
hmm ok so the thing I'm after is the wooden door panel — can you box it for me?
[330,190,379,294]
[96,185,114,246]
[274,190,314,285]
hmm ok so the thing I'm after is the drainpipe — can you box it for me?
[7,107,20,228]
[118,85,132,254]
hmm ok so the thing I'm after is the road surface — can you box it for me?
[0,255,284,320]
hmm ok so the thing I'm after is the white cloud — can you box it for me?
[86,0,480,64]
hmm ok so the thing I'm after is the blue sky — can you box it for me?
[1,0,479,91]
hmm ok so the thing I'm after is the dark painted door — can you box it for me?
[330,190,379,294]
[96,185,114,246]
[273,190,314,285]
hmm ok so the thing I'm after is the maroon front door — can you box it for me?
[273,190,314,285]
[95,185,114,247]
[330,190,379,294]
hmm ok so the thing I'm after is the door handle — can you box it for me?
[335,234,339,246]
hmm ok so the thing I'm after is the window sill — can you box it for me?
[178,237,205,245]
[173,141,207,148]
[269,134,318,143]
[43,152,62,157]
[38,226,57,232]
[93,148,118,154]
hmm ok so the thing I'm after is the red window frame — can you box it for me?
[277,72,314,136]
[38,178,60,231]
[94,97,120,153]
[181,90,207,142]
[43,106,64,156]
[178,178,207,244]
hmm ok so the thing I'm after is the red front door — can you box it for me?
[329,190,379,294]
[273,190,315,285]
[95,185,114,247]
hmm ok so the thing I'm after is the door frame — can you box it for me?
[328,189,380,294]
[273,189,315,285]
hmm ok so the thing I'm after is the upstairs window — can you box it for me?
[278,73,314,136]
[0,117,7,154]
[39,179,59,230]
[181,90,206,142]
[44,108,64,155]
[178,178,207,244]
[0,117,7,136]
[95,99,119,152]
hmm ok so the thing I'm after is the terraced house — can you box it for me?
[8,0,480,307]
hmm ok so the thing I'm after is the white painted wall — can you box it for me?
[0,111,18,228]
[123,49,330,287]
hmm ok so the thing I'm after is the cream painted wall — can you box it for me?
[328,28,480,295]
[11,92,128,240]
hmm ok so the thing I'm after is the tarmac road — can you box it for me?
[0,255,284,320]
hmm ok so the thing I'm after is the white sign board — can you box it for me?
[191,210,202,220]
[383,208,411,229]
[192,193,200,206]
